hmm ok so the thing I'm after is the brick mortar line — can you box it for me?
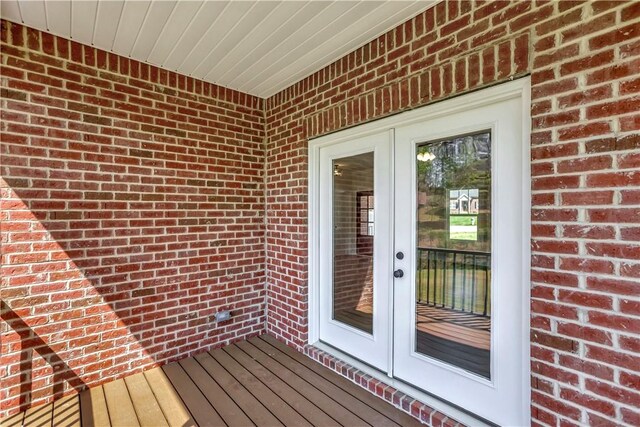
[0,73,263,117]
[529,300,640,319]
[531,384,638,418]
[0,112,263,143]
[529,306,640,328]
[0,68,261,117]
[2,310,263,336]
[532,380,640,413]
[529,284,640,298]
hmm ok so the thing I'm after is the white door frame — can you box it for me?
[308,77,531,424]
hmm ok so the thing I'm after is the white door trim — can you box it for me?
[308,77,531,424]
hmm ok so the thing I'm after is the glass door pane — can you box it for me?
[415,131,492,378]
[332,152,374,334]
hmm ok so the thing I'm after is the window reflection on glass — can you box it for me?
[449,189,479,241]
[415,131,492,379]
[333,153,374,334]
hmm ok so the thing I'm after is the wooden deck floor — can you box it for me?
[2,335,422,427]
[335,304,491,378]
[415,304,490,350]
[336,303,490,350]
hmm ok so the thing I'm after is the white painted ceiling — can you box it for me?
[1,1,435,98]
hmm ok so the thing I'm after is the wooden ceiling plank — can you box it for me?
[130,1,176,61]
[43,0,71,37]
[255,1,427,97]
[162,1,229,72]
[0,1,23,24]
[241,1,375,93]
[70,0,97,43]
[214,1,325,86]
[146,1,203,66]
[92,0,125,51]
[205,1,306,83]
[227,1,358,91]
[17,0,47,30]
[182,1,255,78]
[112,0,151,56]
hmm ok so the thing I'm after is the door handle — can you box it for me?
[393,269,404,278]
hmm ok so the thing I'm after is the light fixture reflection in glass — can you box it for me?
[333,164,343,176]
[417,152,436,162]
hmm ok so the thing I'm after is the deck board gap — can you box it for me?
[176,359,236,426]
[246,338,400,427]
[220,344,331,427]
[232,342,362,427]
[221,345,319,427]
[258,335,422,427]
[208,348,310,427]
[139,373,173,427]
[191,353,257,427]
[256,337,401,424]
[215,356,280,424]
[162,363,226,426]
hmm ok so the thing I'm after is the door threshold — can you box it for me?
[312,341,495,427]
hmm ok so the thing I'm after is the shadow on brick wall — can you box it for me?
[0,301,86,403]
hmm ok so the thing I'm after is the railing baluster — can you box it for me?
[416,247,490,316]
[426,250,431,304]
[418,249,423,302]
[452,252,457,310]
[442,253,447,308]
[483,255,489,316]
[462,254,467,311]
[472,254,477,314]
[433,253,438,307]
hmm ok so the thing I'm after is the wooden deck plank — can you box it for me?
[161,362,225,427]
[79,385,110,427]
[236,340,369,427]
[416,331,490,378]
[6,334,425,427]
[210,348,312,427]
[416,320,489,349]
[1,411,24,427]
[22,401,53,427]
[123,373,169,427]
[52,394,81,427]
[248,338,401,427]
[221,345,338,426]
[144,368,196,427]
[194,352,283,427]
[260,335,423,427]
[340,305,491,349]
[334,310,373,334]
[416,305,491,330]
[179,357,253,426]
[103,378,140,427]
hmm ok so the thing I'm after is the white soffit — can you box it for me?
[0,1,436,98]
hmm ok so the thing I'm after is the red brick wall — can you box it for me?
[265,1,640,426]
[0,21,265,417]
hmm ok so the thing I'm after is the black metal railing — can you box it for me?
[417,247,491,316]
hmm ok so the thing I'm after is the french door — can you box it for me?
[318,131,393,371]
[312,79,530,426]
